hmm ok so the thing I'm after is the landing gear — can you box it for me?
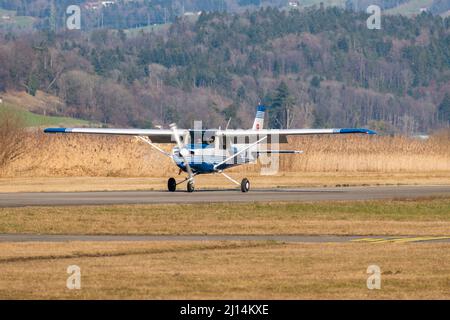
[168,177,177,192]
[168,174,247,193]
[167,174,197,193]
[219,171,251,193]
[241,178,250,193]
[187,180,195,193]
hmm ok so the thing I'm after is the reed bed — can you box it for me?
[1,131,450,178]
[283,133,450,173]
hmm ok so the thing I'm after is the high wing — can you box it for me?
[44,128,187,143]
[44,127,376,144]
[216,128,376,143]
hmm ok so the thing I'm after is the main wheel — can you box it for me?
[187,181,195,193]
[168,177,177,192]
[241,178,250,193]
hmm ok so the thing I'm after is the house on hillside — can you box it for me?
[184,11,202,17]
[84,1,115,10]
[102,1,115,7]
[84,2,100,10]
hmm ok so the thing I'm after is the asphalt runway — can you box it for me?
[0,234,449,243]
[1,185,450,207]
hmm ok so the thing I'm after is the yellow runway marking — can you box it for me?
[352,236,450,243]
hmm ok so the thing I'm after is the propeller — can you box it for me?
[170,123,194,182]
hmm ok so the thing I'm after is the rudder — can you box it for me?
[252,105,265,130]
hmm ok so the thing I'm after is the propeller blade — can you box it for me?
[170,123,194,181]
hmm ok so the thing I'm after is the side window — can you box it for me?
[221,136,227,149]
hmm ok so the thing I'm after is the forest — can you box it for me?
[0,0,295,31]
[1,5,450,134]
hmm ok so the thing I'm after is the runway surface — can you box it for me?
[1,185,450,207]
[0,234,449,243]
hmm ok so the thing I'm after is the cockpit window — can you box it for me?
[189,130,216,145]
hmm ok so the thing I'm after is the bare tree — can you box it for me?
[0,109,27,171]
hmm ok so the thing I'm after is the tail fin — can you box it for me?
[252,105,265,130]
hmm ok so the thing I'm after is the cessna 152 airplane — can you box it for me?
[45,106,376,193]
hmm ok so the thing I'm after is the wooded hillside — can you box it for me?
[1,6,449,133]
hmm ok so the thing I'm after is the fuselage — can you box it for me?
[171,115,268,174]
[172,143,256,174]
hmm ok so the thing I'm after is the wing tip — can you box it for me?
[339,128,377,135]
[44,128,67,134]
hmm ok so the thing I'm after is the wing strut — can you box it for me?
[219,171,240,186]
[136,136,172,157]
[214,135,268,170]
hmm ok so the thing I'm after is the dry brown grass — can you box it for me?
[1,199,449,236]
[2,90,64,114]
[0,241,448,299]
[1,133,177,178]
[1,131,449,179]
[286,133,450,173]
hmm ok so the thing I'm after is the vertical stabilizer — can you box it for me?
[252,105,265,130]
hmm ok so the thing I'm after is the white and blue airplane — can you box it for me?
[45,106,376,193]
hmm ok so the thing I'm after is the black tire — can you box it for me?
[187,181,195,193]
[241,178,250,193]
[168,178,177,192]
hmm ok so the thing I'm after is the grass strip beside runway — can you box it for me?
[0,198,449,236]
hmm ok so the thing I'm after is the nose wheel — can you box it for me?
[187,181,195,193]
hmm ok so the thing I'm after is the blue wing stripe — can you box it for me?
[44,128,68,133]
[338,128,376,135]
